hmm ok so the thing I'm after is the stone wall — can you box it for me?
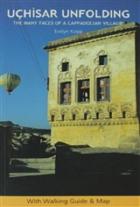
[47,23,140,148]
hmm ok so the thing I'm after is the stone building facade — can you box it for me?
[44,22,140,148]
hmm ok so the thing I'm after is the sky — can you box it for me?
[0,0,140,129]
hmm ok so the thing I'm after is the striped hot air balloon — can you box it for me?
[0,73,21,94]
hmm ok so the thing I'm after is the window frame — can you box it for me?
[96,76,110,102]
[99,55,108,65]
[77,79,90,103]
[59,81,71,105]
[62,62,69,72]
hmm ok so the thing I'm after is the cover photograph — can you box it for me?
[0,0,140,206]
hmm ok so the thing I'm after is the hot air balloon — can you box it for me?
[0,73,21,94]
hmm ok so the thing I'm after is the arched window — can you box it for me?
[122,111,126,118]
[109,111,112,118]
[62,114,65,121]
[99,55,108,65]
[96,112,99,119]
[62,62,69,72]
[72,114,76,120]
[51,115,55,122]
[84,113,88,120]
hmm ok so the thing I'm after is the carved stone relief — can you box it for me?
[59,108,70,120]
[93,50,111,76]
[108,104,118,112]
[70,107,81,120]
[121,103,133,112]
[60,107,69,114]
[58,71,72,81]
[50,108,58,115]
[121,103,133,118]
[57,58,72,71]
[71,106,81,114]
[95,103,106,113]
[94,66,111,76]
[94,50,111,65]
[76,65,90,79]
[83,106,92,113]
[49,108,59,121]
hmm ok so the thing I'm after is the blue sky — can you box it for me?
[0,0,140,129]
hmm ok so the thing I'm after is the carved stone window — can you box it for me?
[72,114,76,120]
[96,112,99,119]
[122,111,126,118]
[60,82,71,104]
[109,111,112,118]
[99,55,108,65]
[62,114,65,121]
[62,62,69,72]
[84,112,88,120]
[51,115,55,122]
[97,77,110,101]
[78,79,90,103]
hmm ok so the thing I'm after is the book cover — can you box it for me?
[0,0,140,206]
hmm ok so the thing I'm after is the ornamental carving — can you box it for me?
[94,66,111,76]
[71,106,80,114]
[94,50,111,64]
[76,65,90,79]
[50,108,58,115]
[83,106,92,113]
[95,103,106,113]
[49,109,59,121]
[51,118,138,127]
[94,50,106,64]
[60,107,69,114]
[97,50,106,56]
[121,103,132,112]
[58,71,72,81]
[93,50,111,68]
[83,107,92,119]
[57,58,72,71]
[108,104,118,112]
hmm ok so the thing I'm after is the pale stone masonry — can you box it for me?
[44,22,140,148]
